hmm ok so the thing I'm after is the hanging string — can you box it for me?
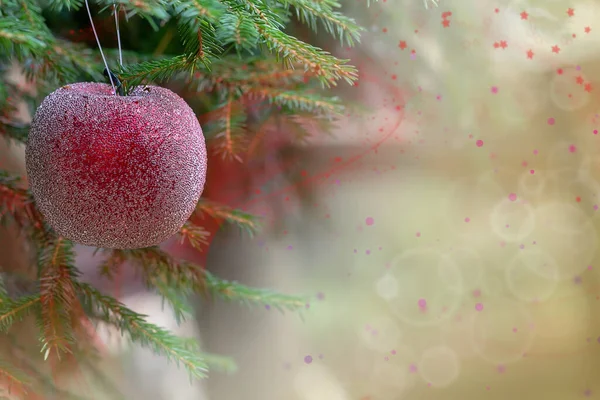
[84,0,116,95]
[114,3,123,67]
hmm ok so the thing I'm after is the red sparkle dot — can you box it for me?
[576,196,582,202]
[476,140,484,147]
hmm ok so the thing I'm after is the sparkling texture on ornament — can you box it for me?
[26,82,207,249]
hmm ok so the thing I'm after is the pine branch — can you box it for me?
[203,270,306,312]
[179,337,237,373]
[183,56,311,94]
[246,87,343,114]
[0,359,34,398]
[0,170,41,230]
[173,0,227,22]
[283,0,363,47]
[227,0,357,86]
[153,280,194,324]
[177,16,222,66]
[178,222,210,252]
[96,0,170,20]
[101,247,305,313]
[0,17,48,61]
[198,352,237,374]
[207,96,248,161]
[37,237,79,360]
[75,282,209,379]
[0,120,28,144]
[215,11,260,51]
[97,249,126,278]
[0,295,41,333]
[195,199,260,236]
[118,55,191,90]
[44,0,84,12]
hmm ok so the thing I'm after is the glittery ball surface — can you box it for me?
[26,82,207,249]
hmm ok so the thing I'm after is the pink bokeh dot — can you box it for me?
[508,193,517,202]
[594,129,598,135]
[465,217,470,222]
[569,145,577,153]
[365,217,374,226]
[418,298,427,308]
[547,117,555,125]
[304,355,313,364]
[475,303,484,311]
[476,139,484,147]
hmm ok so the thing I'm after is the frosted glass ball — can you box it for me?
[26,83,207,249]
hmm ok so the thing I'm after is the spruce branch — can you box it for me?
[44,0,84,12]
[177,17,222,66]
[226,0,357,86]
[283,0,363,47]
[118,55,191,91]
[215,12,260,51]
[208,96,248,161]
[37,237,79,360]
[0,359,34,398]
[195,199,260,236]
[153,280,194,324]
[0,295,41,333]
[173,0,227,23]
[0,170,41,230]
[246,88,343,114]
[75,282,209,379]
[0,17,48,60]
[197,352,237,374]
[100,247,305,313]
[203,270,306,312]
[178,222,211,252]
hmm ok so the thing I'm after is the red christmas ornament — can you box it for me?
[26,82,207,249]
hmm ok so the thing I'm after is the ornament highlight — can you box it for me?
[26,82,207,249]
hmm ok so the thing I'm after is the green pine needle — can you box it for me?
[195,200,260,236]
[76,282,209,379]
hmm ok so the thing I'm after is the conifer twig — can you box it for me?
[178,222,211,252]
[76,282,209,379]
[195,199,260,236]
[37,238,79,360]
[0,295,40,333]
[0,359,34,398]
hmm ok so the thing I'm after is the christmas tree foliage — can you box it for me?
[0,0,365,397]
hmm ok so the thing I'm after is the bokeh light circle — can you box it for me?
[418,346,461,387]
[529,202,597,280]
[489,197,536,242]
[505,249,559,302]
[387,248,463,326]
[471,298,535,365]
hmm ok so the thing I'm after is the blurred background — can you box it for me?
[4,0,600,399]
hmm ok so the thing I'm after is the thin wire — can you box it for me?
[84,0,116,95]
[114,3,123,67]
